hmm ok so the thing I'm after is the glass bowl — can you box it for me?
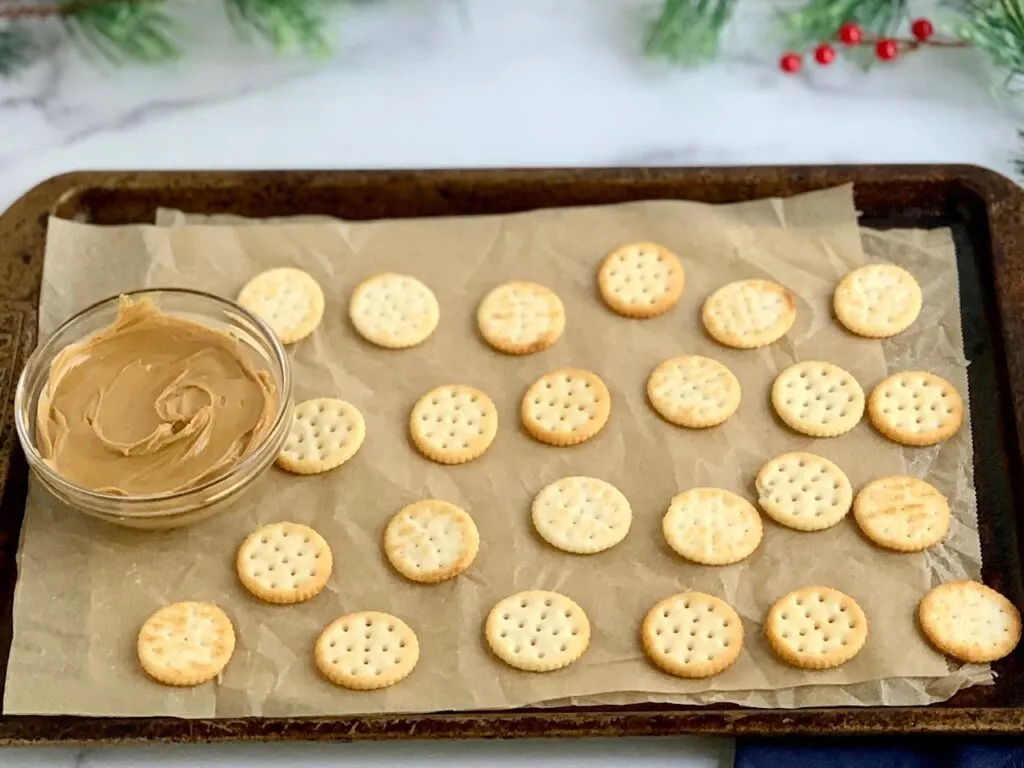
[14,289,293,529]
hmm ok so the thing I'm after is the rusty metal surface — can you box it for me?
[0,166,1021,743]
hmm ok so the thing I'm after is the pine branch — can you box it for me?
[950,0,1024,85]
[61,0,180,66]
[779,0,908,51]
[946,0,1024,178]
[224,0,339,57]
[645,0,738,66]
[0,23,37,76]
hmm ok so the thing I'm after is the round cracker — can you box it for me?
[702,279,796,349]
[662,488,763,566]
[237,267,325,345]
[384,500,479,583]
[477,281,565,355]
[646,355,741,428]
[485,591,590,672]
[764,586,868,670]
[918,581,1022,663]
[409,385,498,464]
[349,273,439,349]
[771,361,865,438]
[531,476,632,554]
[597,242,685,318]
[867,371,964,447]
[236,522,333,604]
[853,475,950,552]
[755,452,853,532]
[834,264,922,338]
[315,612,419,690]
[521,368,611,447]
[642,592,744,679]
[276,398,366,475]
[137,602,235,687]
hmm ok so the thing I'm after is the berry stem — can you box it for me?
[838,34,967,61]
[869,37,967,49]
[0,3,62,18]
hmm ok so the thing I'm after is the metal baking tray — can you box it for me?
[0,166,1021,744]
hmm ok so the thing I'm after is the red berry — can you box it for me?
[911,18,934,41]
[875,38,899,60]
[814,43,836,65]
[837,22,863,45]
[779,52,802,74]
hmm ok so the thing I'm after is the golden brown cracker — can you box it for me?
[384,500,479,583]
[646,355,741,428]
[236,522,333,604]
[521,369,610,446]
[662,488,763,565]
[137,602,235,686]
[771,361,864,438]
[755,452,853,531]
[349,273,439,349]
[868,371,964,446]
[485,591,590,672]
[834,264,922,338]
[918,581,1022,663]
[276,398,366,475]
[237,267,325,345]
[853,475,950,552]
[702,279,795,348]
[477,281,565,354]
[642,592,744,679]
[315,612,419,690]
[409,385,498,464]
[531,476,632,554]
[597,242,684,318]
[764,586,867,670]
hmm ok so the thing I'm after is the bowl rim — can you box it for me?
[14,287,293,506]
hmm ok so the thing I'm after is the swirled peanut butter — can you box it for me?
[36,296,279,495]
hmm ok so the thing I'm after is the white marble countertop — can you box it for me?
[3,737,734,768]
[0,0,1020,765]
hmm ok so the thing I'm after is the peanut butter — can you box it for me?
[36,296,279,496]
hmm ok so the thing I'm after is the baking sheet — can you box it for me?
[4,185,986,717]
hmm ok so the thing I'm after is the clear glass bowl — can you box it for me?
[14,289,293,530]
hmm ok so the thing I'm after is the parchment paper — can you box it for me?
[4,185,987,718]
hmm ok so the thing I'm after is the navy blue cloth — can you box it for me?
[735,739,1024,768]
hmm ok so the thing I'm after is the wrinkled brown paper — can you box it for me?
[4,185,987,718]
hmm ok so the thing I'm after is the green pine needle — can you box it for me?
[62,0,181,66]
[0,24,36,77]
[645,0,738,66]
[946,1,1024,179]
[950,0,1024,86]
[224,0,339,58]
[778,0,908,51]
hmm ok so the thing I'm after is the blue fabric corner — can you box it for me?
[735,738,1024,768]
